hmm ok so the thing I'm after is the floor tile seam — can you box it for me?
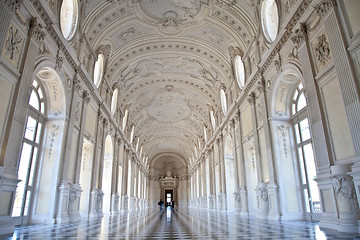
[174,209,218,238]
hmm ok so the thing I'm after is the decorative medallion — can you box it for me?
[139,0,207,33]
[148,91,191,123]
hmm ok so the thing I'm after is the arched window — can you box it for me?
[12,79,46,218]
[220,88,227,116]
[234,55,245,89]
[111,88,118,115]
[60,0,79,40]
[291,83,321,214]
[261,0,279,43]
[94,54,104,88]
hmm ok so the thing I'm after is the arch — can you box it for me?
[16,66,68,223]
[268,62,319,220]
[270,62,303,119]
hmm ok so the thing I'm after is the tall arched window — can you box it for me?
[291,83,321,215]
[60,0,79,40]
[12,79,45,219]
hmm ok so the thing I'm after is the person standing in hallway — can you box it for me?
[158,199,164,210]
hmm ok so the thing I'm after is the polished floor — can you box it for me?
[2,207,360,239]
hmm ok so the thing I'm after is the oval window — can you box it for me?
[94,54,104,87]
[261,0,279,43]
[234,55,245,89]
[220,89,227,116]
[60,0,79,40]
[111,89,118,115]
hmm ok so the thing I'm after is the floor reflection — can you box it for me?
[166,206,172,221]
[2,208,360,239]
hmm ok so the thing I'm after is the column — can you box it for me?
[121,148,129,211]
[257,78,281,220]
[292,15,346,230]
[89,113,106,217]
[111,136,120,213]
[201,158,207,208]
[67,90,90,222]
[319,0,360,232]
[235,110,248,215]
[247,92,267,219]
[54,75,81,223]
[0,15,44,234]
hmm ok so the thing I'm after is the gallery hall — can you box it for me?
[0,0,360,239]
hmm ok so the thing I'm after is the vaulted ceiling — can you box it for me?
[81,0,258,171]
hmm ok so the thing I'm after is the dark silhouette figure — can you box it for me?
[158,199,164,210]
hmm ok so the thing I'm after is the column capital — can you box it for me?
[291,23,307,47]
[314,0,335,18]
[247,92,256,105]
[29,18,45,44]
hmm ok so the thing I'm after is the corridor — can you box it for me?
[2,208,359,240]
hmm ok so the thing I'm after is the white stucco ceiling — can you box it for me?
[81,0,257,171]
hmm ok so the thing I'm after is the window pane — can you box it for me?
[32,80,38,88]
[300,118,311,142]
[38,88,43,99]
[294,124,301,144]
[24,116,37,141]
[304,188,310,212]
[293,90,298,101]
[28,147,38,187]
[12,143,32,217]
[297,93,306,112]
[29,90,40,111]
[35,123,42,144]
[304,144,320,203]
[298,148,307,184]
[23,190,32,216]
[18,143,32,180]
[298,83,303,90]
[292,103,296,115]
[40,102,45,114]
[12,183,25,217]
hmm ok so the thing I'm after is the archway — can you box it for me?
[270,64,320,220]
[12,66,67,224]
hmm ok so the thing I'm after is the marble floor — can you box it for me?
[1,207,360,239]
